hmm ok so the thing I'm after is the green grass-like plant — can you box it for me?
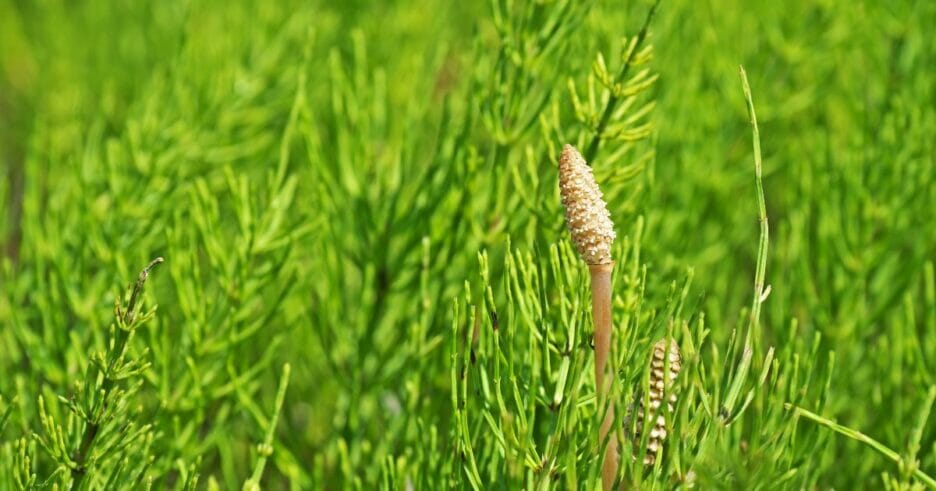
[1,0,934,488]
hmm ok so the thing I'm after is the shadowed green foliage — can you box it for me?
[1,0,934,488]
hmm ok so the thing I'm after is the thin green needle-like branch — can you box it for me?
[740,65,768,351]
[584,0,661,163]
[244,363,292,490]
[722,66,769,420]
[789,404,936,489]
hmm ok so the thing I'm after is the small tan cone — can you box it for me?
[634,338,681,466]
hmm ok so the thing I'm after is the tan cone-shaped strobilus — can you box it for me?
[634,337,681,466]
[558,144,618,490]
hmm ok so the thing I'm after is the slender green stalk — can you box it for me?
[722,65,769,421]
[790,404,936,489]
[244,363,292,490]
[739,65,768,352]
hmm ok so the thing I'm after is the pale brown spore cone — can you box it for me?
[558,144,618,489]
[634,337,681,466]
[558,144,616,266]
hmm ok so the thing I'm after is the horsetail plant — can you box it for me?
[36,258,163,489]
[558,144,618,490]
[4,0,936,488]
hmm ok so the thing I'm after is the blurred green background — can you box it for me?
[1,0,934,488]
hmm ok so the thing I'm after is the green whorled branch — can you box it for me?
[70,258,163,490]
[583,0,661,163]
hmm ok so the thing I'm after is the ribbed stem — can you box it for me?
[590,262,617,490]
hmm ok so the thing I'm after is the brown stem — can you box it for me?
[589,262,617,490]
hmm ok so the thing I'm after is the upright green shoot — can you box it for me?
[583,0,661,163]
[721,66,770,423]
[244,363,292,490]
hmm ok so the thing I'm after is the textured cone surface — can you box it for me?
[558,144,616,265]
[634,338,681,465]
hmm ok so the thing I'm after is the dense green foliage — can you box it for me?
[1,0,934,488]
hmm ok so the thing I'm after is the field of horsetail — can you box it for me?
[1,0,934,488]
